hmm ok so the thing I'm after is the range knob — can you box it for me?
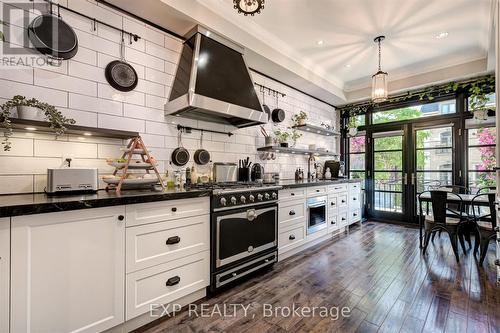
[249,195,255,202]
[240,195,246,203]
[271,192,277,199]
[257,194,263,201]
[220,197,227,206]
[230,196,237,205]
[264,193,270,200]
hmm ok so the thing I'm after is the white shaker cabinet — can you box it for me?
[10,207,126,333]
[0,218,9,333]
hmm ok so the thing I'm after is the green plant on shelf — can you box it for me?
[291,111,307,126]
[273,129,291,143]
[0,95,76,151]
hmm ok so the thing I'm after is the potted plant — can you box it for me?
[347,116,359,137]
[274,129,291,147]
[0,95,76,151]
[291,111,307,126]
[290,129,302,147]
[469,84,492,121]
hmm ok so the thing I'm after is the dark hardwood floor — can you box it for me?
[138,222,500,333]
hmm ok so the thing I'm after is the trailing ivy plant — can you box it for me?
[338,74,495,131]
[0,95,76,151]
[0,20,5,42]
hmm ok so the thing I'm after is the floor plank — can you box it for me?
[136,222,500,333]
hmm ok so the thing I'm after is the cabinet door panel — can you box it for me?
[0,219,9,333]
[11,207,125,333]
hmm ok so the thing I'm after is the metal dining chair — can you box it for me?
[419,190,468,262]
[476,186,496,195]
[470,193,497,265]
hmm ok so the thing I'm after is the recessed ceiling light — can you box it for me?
[317,40,324,46]
[344,64,352,68]
[434,32,449,39]
[24,127,37,131]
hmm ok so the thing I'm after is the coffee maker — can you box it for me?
[251,163,264,182]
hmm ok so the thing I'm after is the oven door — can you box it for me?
[215,204,277,268]
[307,196,327,234]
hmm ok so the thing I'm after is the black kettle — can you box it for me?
[251,163,264,181]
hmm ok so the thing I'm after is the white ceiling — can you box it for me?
[204,0,493,91]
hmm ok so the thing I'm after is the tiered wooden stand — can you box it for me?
[105,136,165,193]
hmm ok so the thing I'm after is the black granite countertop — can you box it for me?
[277,178,361,189]
[0,188,211,218]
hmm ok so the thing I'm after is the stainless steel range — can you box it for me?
[199,183,280,292]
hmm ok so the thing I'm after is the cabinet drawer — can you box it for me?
[126,251,209,320]
[279,199,306,227]
[338,193,349,208]
[126,214,209,273]
[349,183,361,193]
[328,196,338,209]
[126,197,210,227]
[328,214,338,232]
[328,184,348,193]
[350,209,361,223]
[349,193,360,207]
[280,188,306,202]
[338,211,348,227]
[307,186,327,197]
[278,225,305,251]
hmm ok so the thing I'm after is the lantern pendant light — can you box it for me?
[372,36,388,103]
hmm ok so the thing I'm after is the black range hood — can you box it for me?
[165,26,267,128]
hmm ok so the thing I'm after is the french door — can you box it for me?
[366,119,461,223]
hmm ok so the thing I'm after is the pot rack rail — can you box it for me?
[255,83,286,98]
[32,0,141,43]
[177,125,233,137]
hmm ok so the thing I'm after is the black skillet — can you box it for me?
[171,130,190,167]
[194,131,210,165]
[105,35,138,92]
[28,6,78,66]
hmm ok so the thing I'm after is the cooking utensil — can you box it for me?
[194,131,211,165]
[251,163,264,181]
[105,33,138,92]
[271,92,285,123]
[260,126,269,137]
[260,87,271,121]
[28,4,78,66]
[171,129,190,166]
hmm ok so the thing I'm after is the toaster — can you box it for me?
[46,168,98,194]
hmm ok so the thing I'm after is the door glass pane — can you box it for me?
[349,136,366,152]
[468,147,496,171]
[350,154,365,170]
[415,171,453,193]
[373,100,456,125]
[468,172,496,190]
[417,149,453,171]
[373,133,404,214]
[374,136,402,150]
[374,151,402,170]
[416,127,453,148]
[468,127,496,146]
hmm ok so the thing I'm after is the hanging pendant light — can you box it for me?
[233,0,265,16]
[372,36,388,103]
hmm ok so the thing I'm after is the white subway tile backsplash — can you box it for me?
[34,140,98,158]
[0,0,337,193]
[69,93,123,116]
[98,114,145,133]
[34,69,97,96]
[0,175,33,194]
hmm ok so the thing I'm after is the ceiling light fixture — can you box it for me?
[317,40,324,46]
[372,35,388,103]
[344,64,352,68]
[434,31,449,39]
[233,0,265,16]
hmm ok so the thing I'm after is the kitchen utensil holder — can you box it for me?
[238,167,250,182]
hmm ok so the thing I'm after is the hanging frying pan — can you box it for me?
[194,131,211,165]
[271,92,285,122]
[105,34,138,92]
[171,130,190,167]
[28,5,78,66]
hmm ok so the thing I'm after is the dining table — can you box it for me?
[417,192,495,248]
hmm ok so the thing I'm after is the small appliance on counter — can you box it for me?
[213,163,238,183]
[251,163,264,182]
[323,160,340,179]
[46,168,98,194]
